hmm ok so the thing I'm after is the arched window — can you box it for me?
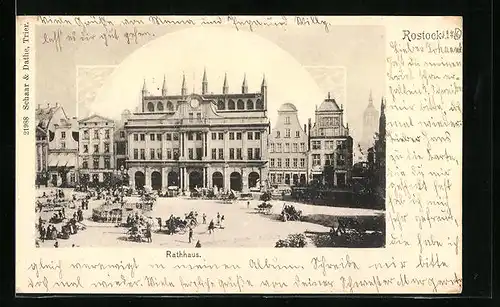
[256,99,263,109]
[147,102,155,112]
[167,101,174,111]
[228,99,235,110]
[237,99,245,110]
[217,100,225,110]
[157,101,164,111]
[247,99,254,110]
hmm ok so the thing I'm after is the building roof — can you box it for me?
[278,103,298,112]
[317,99,341,112]
[35,105,63,129]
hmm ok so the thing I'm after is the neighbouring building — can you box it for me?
[268,103,308,187]
[35,103,74,186]
[124,70,270,192]
[360,90,379,152]
[47,116,79,187]
[78,114,116,186]
[307,93,353,187]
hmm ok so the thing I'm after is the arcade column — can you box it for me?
[183,168,188,190]
[224,164,230,191]
[242,168,249,192]
[179,167,184,190]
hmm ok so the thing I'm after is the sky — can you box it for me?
[35,18,385,146]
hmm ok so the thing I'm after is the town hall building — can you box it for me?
[124,70,270,192]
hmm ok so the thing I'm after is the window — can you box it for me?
[276,131,280,138]
[295,131,300,138]
[60,141,66,149]
[157,102,164,111]
[326,141,335,150]
[189,113,194,120]
[276,173,283,183]
[94,130,99,139]
[93,157,99,169]
[83,144,88,153]
[300,158,305,168]
[150,149,155,160]
[228,100,235,110]
[188,132,193,141]
[61,131,66,139]
[197,113,202,120]
[312,154,321,166]
[255,132,261,140]
[247,132,253,140]
[230,148,235,160]
[104,143,110,153]
[229,132,235,140]
[285,128,291,138]
[325,154,334,166]
[212,149,217,160]
[270,158,275,168]
[285,116,290,125]
[188,148,194,160]
[337,140,346,150]
[312,141,321,150]
[293,158,298,168]
[217,100,225,110]
[277,158,282,168]
[157,134,162,141]
[117,143,126,155]
[285,158,290,168]
[93,144,99,153]
[140,134,145,141]
[334,116,340,125]
[147,102,155,112]
[218,133,224,140]
[269,143,274,152]
[292,143,298,153]
[196,148,203,160]
[105,130,110,139]
[196,132,202,141]
[300,143,305,152]
[320,129,325,136]
[247,148,253,160]
[133,149,138,159]
[173,133,179,141]
[166,133,172,141]
[270,173,276,183]
[83,130,89,140]
[236,148,242,160]
[120,131,125,138]
[167,149,172,160]
[236,132,242,140]
[173,148,179,160]
[255,148,260,159]
[134,134,138,141]
[212,132,217,140]
[276,143,282,152]
[337,153,346,166]
[218,148,224,160]
[82,159,88,169]
[284,143,290,153]
[104,157,110,169]
[140,149,145,160]
[334,127,340,136]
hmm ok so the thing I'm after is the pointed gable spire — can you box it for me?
[222,72,229,94]
[368,89,374,105]
[261,74,267,88]
[161,74,167,96]
[142,78,148,96]
[181,73,187,96]
[202,68,208,94]
[242,73,248,94]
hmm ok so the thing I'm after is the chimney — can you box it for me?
[308,118,312,151]
[56,102,59,107]
[47,103,50,108]
[303,124,307,135]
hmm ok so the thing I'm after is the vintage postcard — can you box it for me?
[16,15,462,294]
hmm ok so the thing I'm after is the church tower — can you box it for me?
[181,73,187,96]
[222,73,229,94]
[242,73,248,94]
[202,68,208,95]
[161,75,167,96]
[361,90,379,150]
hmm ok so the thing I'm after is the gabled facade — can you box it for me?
[268,103,308,187]
[307,93,353,187]
[78,114,116,185]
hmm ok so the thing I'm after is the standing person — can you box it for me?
[216,212,221,225]
[247,201,250,209]
[40,225,46,243]
[202,213,207,224]
[157,217,162,231]
[54,240,59,248]
[220,215,225,229]
[146,227,152,243]
[208,220,215,234]
[195,240,201,248]
[188,226,193,243]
